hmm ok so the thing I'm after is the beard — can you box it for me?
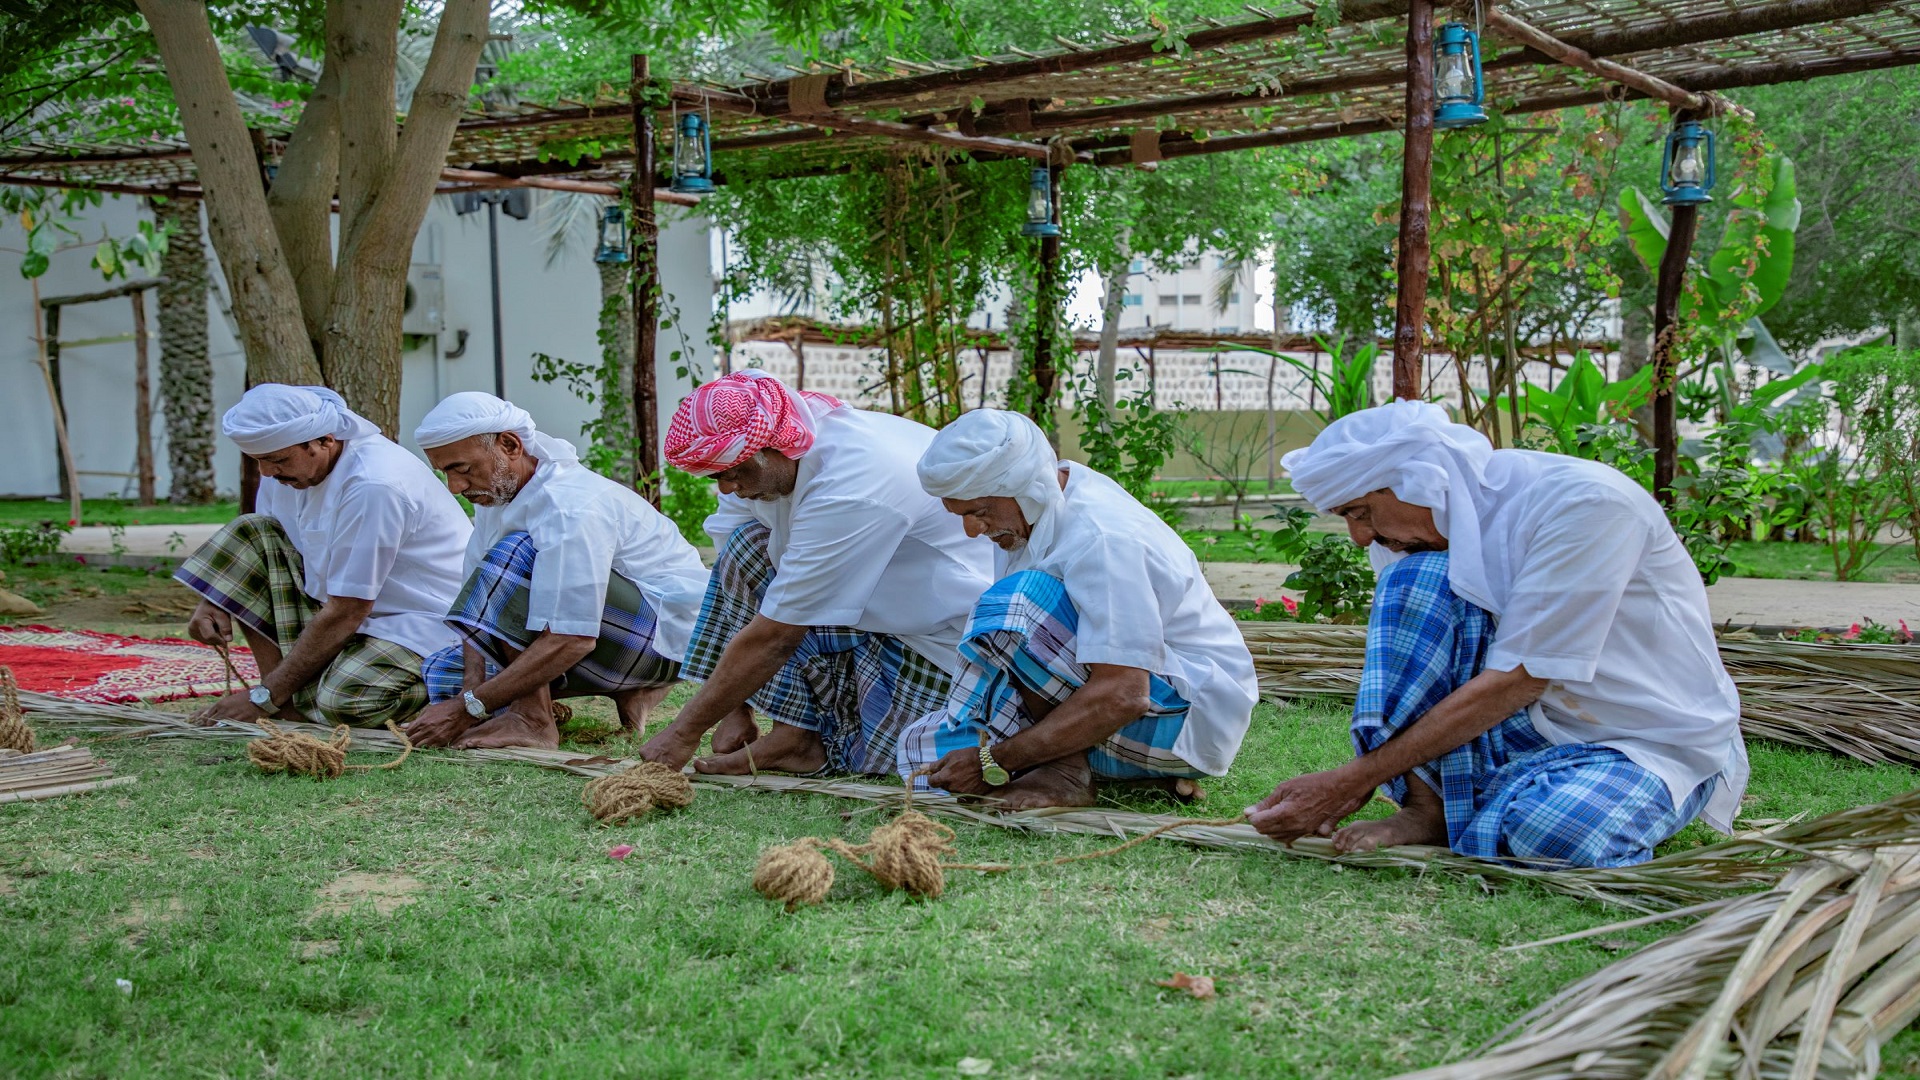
[483,459,522,504]
[986,530,1027,551]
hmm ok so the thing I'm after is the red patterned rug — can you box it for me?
[0,624,258,703]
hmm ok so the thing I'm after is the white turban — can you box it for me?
[221,384,382,456]
[1282,400,1541,615]
[413,391,579,464]
[918,409,1065,566]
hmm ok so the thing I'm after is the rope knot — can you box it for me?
[582,761,696,824]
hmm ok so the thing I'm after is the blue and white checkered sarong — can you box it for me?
[679,523,952,775]
[420,531,679,703]
[1358,551,1711,869]
[896,570,1204,788]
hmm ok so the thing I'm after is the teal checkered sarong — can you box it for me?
[895,570,1203,787]
[173,514,429,725]
[682,522,952,774]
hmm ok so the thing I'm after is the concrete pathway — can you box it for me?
[56,525,1920,629]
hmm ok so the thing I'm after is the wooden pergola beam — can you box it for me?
[1484,6,1707,114]
[736,0,1887,160]
[735,0,1411,117]
[1084,46,1920,165]
[439,166,701,205]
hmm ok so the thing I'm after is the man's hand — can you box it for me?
[186,601,232,647]
[404,699,475,748]
[193,689,266,726]
[1245,767,1371,846]
[923,745,994,796]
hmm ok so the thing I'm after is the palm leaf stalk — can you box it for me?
[16,690,1920,916]
[1242,625,1920,768]
[1393,845,1920,1079]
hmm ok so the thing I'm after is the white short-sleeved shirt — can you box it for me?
[467,456,711,661]
[703,404,996,674]
[257,436,471,658]
[1002,462,1258,776]
[1473,456,1750,832]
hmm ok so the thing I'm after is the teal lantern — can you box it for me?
[1019,166,1061,238]
[670,111,714,194]
[1433,23,1487,130]
[594,205,630,265]
[1660,121,1717,206]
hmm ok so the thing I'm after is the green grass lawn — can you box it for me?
[1724,539,1920,584]
[5,684,1919,1078]
[0,499,239,528]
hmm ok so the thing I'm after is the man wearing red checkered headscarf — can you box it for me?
[664,371,840,476]
[641,372,995,781]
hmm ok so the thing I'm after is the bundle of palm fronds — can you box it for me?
[1394,843,1920,1079]
[1242,624,1920,767]
[0,741,132,804]
[18,688,1920,915]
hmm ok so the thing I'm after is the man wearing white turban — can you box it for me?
[899,409,1258,808]
[401,392,735,750]
[177,384,471,726]
[1245,400,1748,868]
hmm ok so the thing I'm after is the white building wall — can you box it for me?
[1,192,713,500]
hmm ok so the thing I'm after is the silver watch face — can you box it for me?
[464,692,488,718]
[249,686,272,707]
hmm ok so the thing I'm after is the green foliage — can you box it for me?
[1838,347,1920,562]
[657,470,719,546]
[0,520,72,565]
[1262,506,1374,622]
[1073,372,1185,526]
[528,350,637,481]
[1,185,168,282]
[1492,351,1652,457]
[1804,348,1913,581]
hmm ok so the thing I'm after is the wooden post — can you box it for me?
[130,290,156,506]
[630,54,661,505]
[1390,0,1436,401]
[1029,163,1063,427]
[45,303,69,504]
[1652,193,1701,506]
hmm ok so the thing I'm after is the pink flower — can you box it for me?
[1252,597,1266,612]
[67,519,77,526]
[1844,623,1862,640]
[1900,620,1912,644]
[608,844,634,860]
[1281,596,1299,615]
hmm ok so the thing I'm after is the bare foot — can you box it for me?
[637,720,706,770]
[693,721,826,775]
[1332,775,1445,853]
[994,754,1097,810]
[709,705,760,755]
[611,683,674,733]
[1111,776,1207,804]
[453,705,560,750]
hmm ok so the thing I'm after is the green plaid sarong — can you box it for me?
[174,514,429,725]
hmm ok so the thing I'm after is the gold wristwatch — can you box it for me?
[978,735,1010,787]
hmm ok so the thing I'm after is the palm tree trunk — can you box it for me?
[151,197,217,504]
[597,259,636,478]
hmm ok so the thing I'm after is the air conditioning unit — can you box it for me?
[402,264,444,335]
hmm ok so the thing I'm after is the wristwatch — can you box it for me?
[979,740,1011,787]
[247,685,276,713]
[462,690,490,719]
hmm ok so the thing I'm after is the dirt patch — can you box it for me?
[0,875,16,896]
[312,872,424,917]
[37,578,201,627]
[298,939,342,960]
[119,897,186,947]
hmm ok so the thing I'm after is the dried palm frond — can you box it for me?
[0,742,133,803]
[1393,845,1920,1079]
[1242,625,1920,767]
[19,689,1920,914]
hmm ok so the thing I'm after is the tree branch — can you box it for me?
[329,0,402,244]
[268,48,342,357]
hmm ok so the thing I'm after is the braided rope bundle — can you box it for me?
[246,718,413,779]
[0,666,33,754]
[582,761,696,824]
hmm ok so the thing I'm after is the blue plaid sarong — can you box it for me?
[896,570,1203,788]
[1358,551,1711,869]
[420,531,679,703]
[680,523,952,775]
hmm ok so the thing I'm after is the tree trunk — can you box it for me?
[151,197,217,503]
[267,58,342,355]
[597,259,636,478]
[319,0,490,433]
[1095,236,1130,413]
[135,0,321,389]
